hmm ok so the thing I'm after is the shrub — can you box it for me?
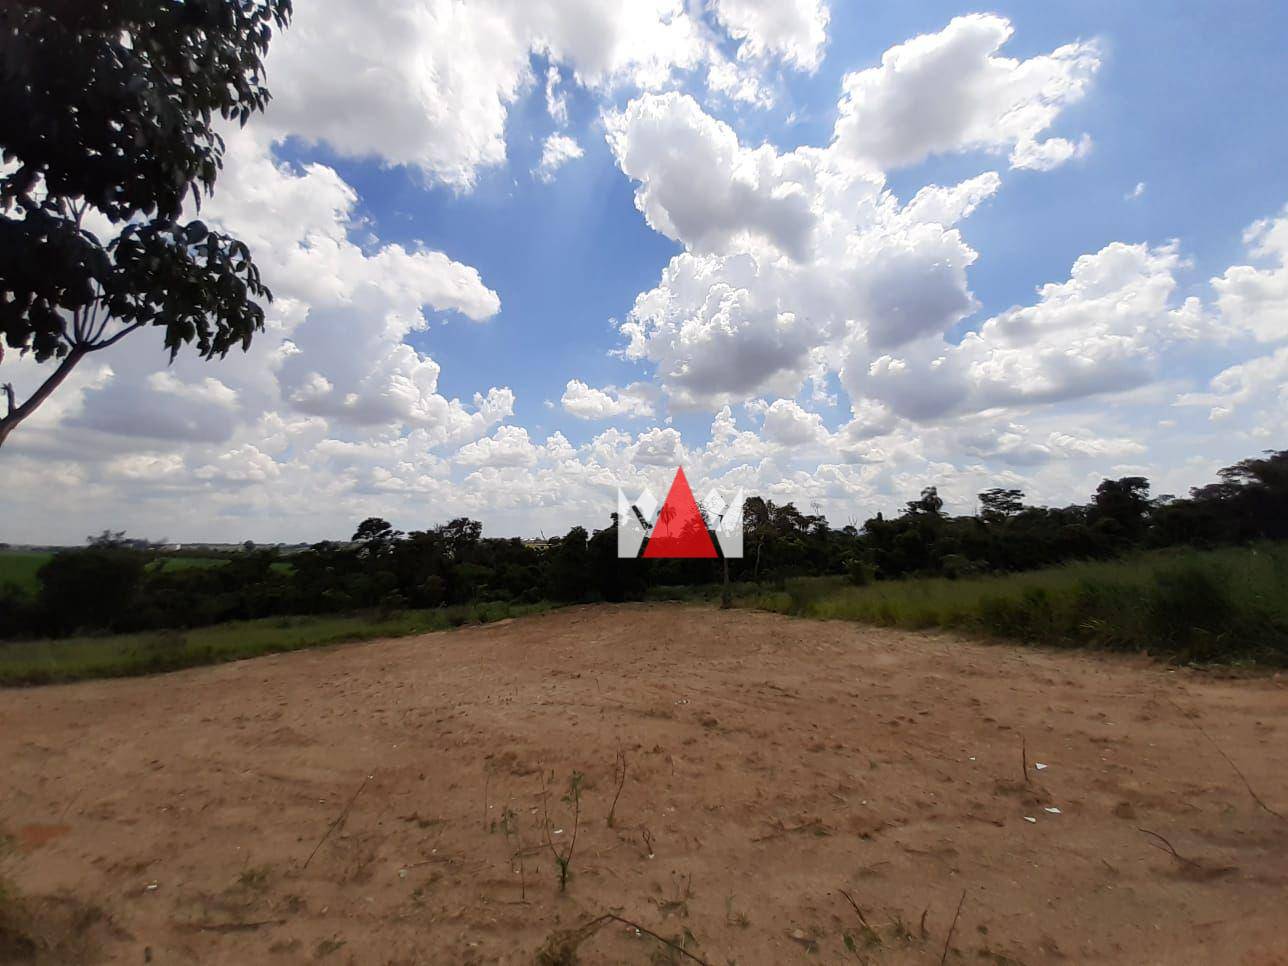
[0,583,37,638]
[844,556,876,586]
[939,554,985,580]
[37,549,145,634]
[1147,565,1235,649]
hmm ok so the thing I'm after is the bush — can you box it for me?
[1147,565,1235,647]
[939,554,985,580]
[37,549,145,634]
[739,544,1288,665]
[0,583,37,638]
[844,556,875,586]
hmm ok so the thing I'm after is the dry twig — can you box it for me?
[838,889,873,932]
[303,774,371,869]
[939,890,965,966]
[607,746,628,828]
[1165,695,1283,819]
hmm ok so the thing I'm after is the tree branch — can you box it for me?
[83,302,107,345]
[2,382,14,416]
[0,347,86,449]
[88,321,145,352]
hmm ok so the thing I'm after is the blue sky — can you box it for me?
[281,0,1288,442]
[5,1,1287,542]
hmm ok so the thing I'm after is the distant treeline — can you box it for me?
[1,448,1284,639]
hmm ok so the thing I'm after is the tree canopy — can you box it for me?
[0,0,292,446]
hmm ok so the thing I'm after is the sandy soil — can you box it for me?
[2,604,1287,965]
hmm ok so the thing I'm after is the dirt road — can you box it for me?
[2,604,1286,964]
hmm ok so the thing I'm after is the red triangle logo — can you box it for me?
[643,468,717,559]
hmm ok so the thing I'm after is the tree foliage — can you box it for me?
[0,0,292,446]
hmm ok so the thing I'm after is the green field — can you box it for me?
[146,555,235,572]
[0,601,552,686]
[0,552,51,592]
[742,543,1288,665]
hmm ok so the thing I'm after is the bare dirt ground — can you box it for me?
[2,604,1287,965]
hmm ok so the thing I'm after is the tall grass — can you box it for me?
[743,544,1288,665]
[0,600,553,686]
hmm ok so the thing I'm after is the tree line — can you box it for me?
[1,449,1284,639]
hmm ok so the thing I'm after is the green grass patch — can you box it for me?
[145,556,294,575]
[145,555,228,572]
[737,543,1288,665]
[0,600,554,687]
[0,552,51,593]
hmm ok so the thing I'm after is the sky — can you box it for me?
[3,0,1287,544]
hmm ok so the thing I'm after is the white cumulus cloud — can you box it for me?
[535,133,585,183]
[832,14,1099,172]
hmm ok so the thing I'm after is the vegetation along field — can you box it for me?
[745,543,1288,665]
[3,450,1287,675]
[0,602,551,687]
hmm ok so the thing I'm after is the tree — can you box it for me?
[979,488,1025,521]
[1091,477,1151,543]
[0,0,293,448]
[906,486,944,517]
[352,517,396,545]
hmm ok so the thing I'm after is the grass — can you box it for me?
[146,555,233,572]
[739,543,1288,665]
[0,600,554,687]
[146,556,295,576]
[0,552,51,593]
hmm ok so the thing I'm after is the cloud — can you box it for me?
[560,380,655,419]
[262,0,530,188]
[605,92,818,258]
[261,0,812,189]
[194,445,283,484]
[832,14,1099,171]
[606,91,995,405]
[631,426,685,466]
[711,0,830,72]
[167,128,509,444]
[1211,204,1288,343]
[535,133,585,183]
[1177,345,1288,426]
[955,421,1145,466]
[705,56,774,108]
[845,241,1210,422]
[751,398,829,446]
[900,172,1002,226]
[545,65,568,126]
[455,425,540,467]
